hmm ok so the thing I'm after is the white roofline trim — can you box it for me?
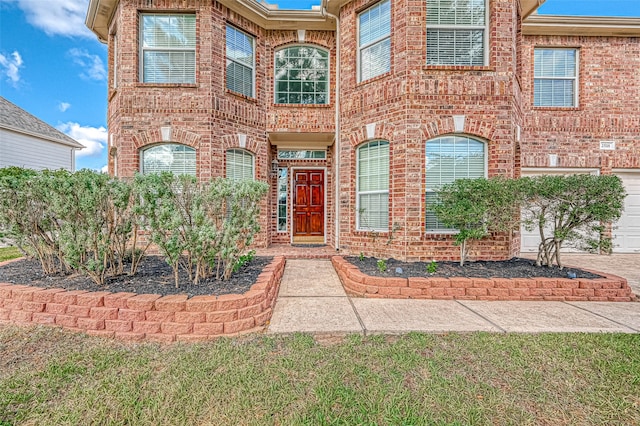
[1,125,85,150]
[524,15,640,37]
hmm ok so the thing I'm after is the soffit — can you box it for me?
[269,132,335,149]
[524,15,640,37]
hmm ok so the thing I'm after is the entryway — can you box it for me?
[292,169,325,244]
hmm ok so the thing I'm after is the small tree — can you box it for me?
[434,177,524,265]
[521,174,625,268]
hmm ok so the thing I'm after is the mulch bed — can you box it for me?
[0,255,273,298]
[349,257,602,280]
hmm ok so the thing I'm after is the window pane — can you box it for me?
[142,15,196,49]
[427,0,485,26]
[275,46,329,105]
[426,0,486,66]
[226,26,254,67]
[277,168,288,232]
[226,149,254,181]
[359,0,391,81]
[141,14,196,84]
[534,49,577,107]
[360,38,391,81]
[359,192,389,230]
[143,51,195,83]
[425,136,485,230]
[359,0,391,46]
[357,141,389,230]
[142,144,196,176]
[226,26,254,97]
[427,29,484,66]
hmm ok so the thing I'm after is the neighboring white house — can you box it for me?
[0,96,84,171]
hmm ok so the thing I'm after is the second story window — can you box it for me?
[140,14,196,84]
[275,46,329,104]
[534,48,578,107]
[226,25,255,98]
[426,0,487,66]
[358,0,391,82]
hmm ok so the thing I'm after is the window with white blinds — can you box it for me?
[358,0,391,82]
[357,140,389,231]
[275,46,329,104]
[226,149,254,181]
[140,14,196,84]
[426,0,486,66]
[141,144,196,176]
[534,48,578,107]
[226,26,255,98]
[425,136,485,230]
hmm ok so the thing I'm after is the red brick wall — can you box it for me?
[107,1,339,248]
[521,35,640,171]
[104,0,639,262]
[336,0,523,261]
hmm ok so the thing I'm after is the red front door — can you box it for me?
[293,170,324,238]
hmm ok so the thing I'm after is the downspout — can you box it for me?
[322,1,341,252]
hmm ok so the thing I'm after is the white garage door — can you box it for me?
[520,169,598,253]
[613,172,640,253]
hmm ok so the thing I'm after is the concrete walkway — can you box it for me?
[268,258,640,335]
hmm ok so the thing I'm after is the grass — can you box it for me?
[0,247,21,262]
[0,327,638,425]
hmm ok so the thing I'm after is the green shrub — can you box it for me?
[521,174,625,268]
[434,177,523,265]
[135,173,268,287]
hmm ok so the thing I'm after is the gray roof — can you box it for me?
[0,96,84,149]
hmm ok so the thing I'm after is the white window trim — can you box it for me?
[139,14,197,84]
[356,141,390,232]
[273,44,330,105]
[226,25,256,98]
[225,148,256,180]
[357,0,391,83]
[425,136,488,233]
[533,48,579,108]
[426,0,489,66]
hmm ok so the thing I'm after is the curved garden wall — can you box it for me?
[332,257,634,302]
[0,256,285,343]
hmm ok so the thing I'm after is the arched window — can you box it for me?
[357,140,389,231]
[426,135,486,230]
[140,144,196,176]
[226,149,254,181]
[274,45,329,104]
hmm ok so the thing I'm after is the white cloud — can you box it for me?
[100,164,109,174]
[57,122,107,158]
[68,48,107,81]
[0,51,24,87]
[58,102,71,112]
[7,0,94,38]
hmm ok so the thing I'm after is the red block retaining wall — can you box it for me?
[332,257,635,302]
[0,256,285,343]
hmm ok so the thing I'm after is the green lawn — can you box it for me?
[0,327,638,425]
[0,247,21,262]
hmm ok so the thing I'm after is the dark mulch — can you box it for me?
[349,257,603,280]
[0,255,273,298]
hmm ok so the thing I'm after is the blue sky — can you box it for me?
[1,0,639,171]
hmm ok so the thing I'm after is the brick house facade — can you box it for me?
[86,0,640,260]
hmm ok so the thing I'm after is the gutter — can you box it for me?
[322,1,341,252]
